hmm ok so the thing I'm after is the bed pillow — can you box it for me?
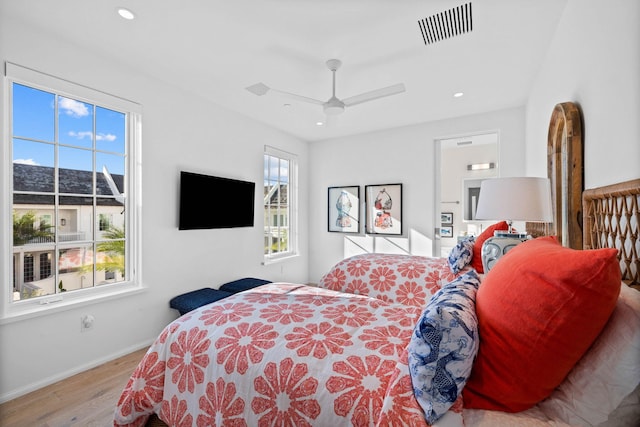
[447,236,475,274]
[408,270,481,424]
[538,283,640,425]
[470,221,508,273]
[463,236,621,412]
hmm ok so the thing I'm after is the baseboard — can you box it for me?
[0,339,154,404]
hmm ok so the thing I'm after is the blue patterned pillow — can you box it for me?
[447,236,475,274]
[408,270,480,424]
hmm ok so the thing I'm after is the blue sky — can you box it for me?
[12,83,126,176]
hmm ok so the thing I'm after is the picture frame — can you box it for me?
[328,186,360,233]
[365,183,403,235]
[440,226,454,238]
[441,212,453,225]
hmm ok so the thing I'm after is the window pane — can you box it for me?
[12,83,55,142]
[96,152,125,197]
[58,97,94,148]
[12,200,55,246]
[58,245,94,291]
[59,196,93,242]
[97,241,125,285]
[59,146,93,194]
[96,201,125,239]
[96,106,125,153]
[13,139,55,193]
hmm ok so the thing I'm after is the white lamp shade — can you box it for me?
[475,177,553,222]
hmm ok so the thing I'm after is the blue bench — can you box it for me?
[169,277,271,316]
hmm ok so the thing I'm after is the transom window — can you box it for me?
[263,146,298,262]
[3,63,141,316]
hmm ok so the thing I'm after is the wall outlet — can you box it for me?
[81,314,95,332]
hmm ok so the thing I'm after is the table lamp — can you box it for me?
[475,177,553,272]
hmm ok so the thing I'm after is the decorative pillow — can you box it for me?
[463,236,621,412]
[408,270,481,424]
[538,283,640,425]
[447,236,475,274]
[470,221,508,273]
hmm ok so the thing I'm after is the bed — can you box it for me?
[114,105,639,427]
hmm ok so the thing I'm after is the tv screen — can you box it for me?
[179,171,255,230]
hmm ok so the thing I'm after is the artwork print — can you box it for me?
[365,184,402,235]
[328,186,360,233]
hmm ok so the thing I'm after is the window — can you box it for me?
[3,63,141,316]
[263,146,298,262]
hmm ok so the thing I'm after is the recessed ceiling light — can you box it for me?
[316,121,324,126]
[453,92,464,98]
[117,8,135,20]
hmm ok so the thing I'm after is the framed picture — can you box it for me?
[328,186,360,233]
[441,226,453,238]
[441,212,453,225]
[365,183,402,235]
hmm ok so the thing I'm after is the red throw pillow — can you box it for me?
[471,221,509,273]
[463,236,621,412]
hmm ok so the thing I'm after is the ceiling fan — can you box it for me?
[246,59,406,116]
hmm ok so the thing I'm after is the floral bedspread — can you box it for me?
[318,253,468,307]
[113,283,465,427]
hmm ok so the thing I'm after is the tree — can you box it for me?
[13,211,54,246]
[95,226,125,276]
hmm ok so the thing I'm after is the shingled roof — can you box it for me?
[13,163,124,206]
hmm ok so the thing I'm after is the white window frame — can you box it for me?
[263,145,298,264]
[1,63,143,321]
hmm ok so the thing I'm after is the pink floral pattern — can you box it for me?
[196,378,247,427]
[251,358,321,426]
[114,275,468,427]
[318,253,470,307]
[167,327,211,393]
[160,396,193,427]
[215,322,278,374]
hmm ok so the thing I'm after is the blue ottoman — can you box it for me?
[169,288,233,316]
[219,277,271,293]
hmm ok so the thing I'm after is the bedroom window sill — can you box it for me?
[262,253,299,265]
[0,283,146,325]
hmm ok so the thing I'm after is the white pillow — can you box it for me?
[538,284,640,426]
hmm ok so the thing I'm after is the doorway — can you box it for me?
[434,131,499,257]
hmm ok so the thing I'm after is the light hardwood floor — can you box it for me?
[0,347,148,427]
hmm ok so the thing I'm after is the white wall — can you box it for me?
[0,19,309,401]
[308,107,525,283]
[525,0,640,188]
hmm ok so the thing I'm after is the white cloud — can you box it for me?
[59,97,89,117]
[13,158,39,165]
[67,131,117,142]
[68,131,93,139]
[96,133,117,141]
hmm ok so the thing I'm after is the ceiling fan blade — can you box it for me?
[246,82,323,106]
[342,83,406,107]
[269,88,324,106]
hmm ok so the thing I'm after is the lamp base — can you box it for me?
[482,235,529,272]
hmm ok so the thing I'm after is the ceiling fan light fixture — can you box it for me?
[323,97,345,115]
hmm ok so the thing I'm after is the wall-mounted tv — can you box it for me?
[179,171,255,230]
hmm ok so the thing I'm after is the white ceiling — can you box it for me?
[2,0,567,142]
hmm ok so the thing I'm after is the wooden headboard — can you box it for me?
[527,102,583,249]
[527,101,638,289]
[583,178,640,289]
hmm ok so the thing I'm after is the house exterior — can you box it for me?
[12,164,125,299]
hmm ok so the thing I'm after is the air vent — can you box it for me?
[418,2,473,45]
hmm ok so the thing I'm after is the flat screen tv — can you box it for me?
[179,171,255,230]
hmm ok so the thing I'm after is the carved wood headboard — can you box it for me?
[527,102,584,248]
[526,101,639,290]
